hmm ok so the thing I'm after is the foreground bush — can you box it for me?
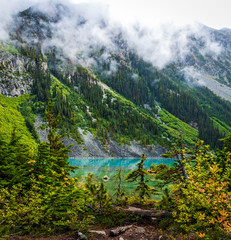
[0,101,94,237]
[0,179,93,236]
[156,140,231,239]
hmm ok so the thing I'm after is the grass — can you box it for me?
[0,42,19,55]
[211,117,231,136]
[0,94,36,147]
[158,108,198,145]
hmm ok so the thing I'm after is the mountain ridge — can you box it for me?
[1,2,231,152]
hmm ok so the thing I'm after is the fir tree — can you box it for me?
[113,168,125,200]
[0,127,32,188]
[126,154,155,200]
[43,100,75,179]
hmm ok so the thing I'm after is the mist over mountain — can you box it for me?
[2,2,231,238]
[8,1,231,98]
[1,1,224,67]
[1,0,231,152]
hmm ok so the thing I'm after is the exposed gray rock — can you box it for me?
[0,51,35,97]
[34,115,48,142]
[89,230,106,236]
[109,225,133,237]
[77,232,88,240]
[181,66,231,102]
[65,130,165,158]
[134,227,145,234]
[35,114,166,158]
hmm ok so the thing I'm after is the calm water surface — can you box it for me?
[70,158,174,179]
[69,158,174,198]
[69,158,173,170]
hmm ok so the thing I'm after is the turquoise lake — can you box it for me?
[70,158,174,198]
[69,158,174,171]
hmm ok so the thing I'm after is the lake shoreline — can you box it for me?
[69,157,169,160]
[69,158,174,170]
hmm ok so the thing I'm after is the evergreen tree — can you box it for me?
[162,136,188,181]
[113,168,126,201]
[43,100,75,179]
[220,134,231,151]
[126,154,155,200]
[0,128,32,188]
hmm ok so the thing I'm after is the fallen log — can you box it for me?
[118,206,170,218]
[109,225,133,237]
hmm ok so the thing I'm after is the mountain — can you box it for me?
[1,2,231,155]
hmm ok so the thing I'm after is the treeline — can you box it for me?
[21,46,74,120]
[48,57,163,146]
[98,53,226,148]
[31,55,51,103]
[164,63,231,133]
[1,104,231,238]
[52,86,73,119]
[71,66,160,145]
[18,45,225,148]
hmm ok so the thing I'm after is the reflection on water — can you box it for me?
[70,158,173,177]
[70,158,173,169]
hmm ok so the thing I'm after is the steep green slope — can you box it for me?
[95,53,229,148]
[0,44,198,152]
[48,62,198,147]
[211,117,231,135]
[0,42,19,55]
[0,94,36,147]
[8,4,231,150]
[158,108,198,145]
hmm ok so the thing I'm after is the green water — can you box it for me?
[70,158,174,198]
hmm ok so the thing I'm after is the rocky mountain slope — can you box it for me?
[0,49,33,97]
[1,2,231,154]
[162,25,231,100]
[0,39,198,157]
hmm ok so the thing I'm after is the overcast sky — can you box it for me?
[1,0,230,29]
[70,0,231,29]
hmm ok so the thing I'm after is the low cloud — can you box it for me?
[124,23,222,68]
[0,0,223,71]
[181,66,206,86]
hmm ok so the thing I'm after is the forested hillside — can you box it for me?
[1,1,231,239]
[0,41,200,157]
[1,101,231,239]
[0,3,230,151]
[96,52,231,148]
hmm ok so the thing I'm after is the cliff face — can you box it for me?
[66,130,166,159]
[0,51,34,97]
[35,115,166,159]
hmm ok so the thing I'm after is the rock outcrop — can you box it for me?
[35,115,166,158]
[0,51,34,97]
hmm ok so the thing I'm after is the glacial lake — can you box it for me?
[69,158,174,172]
[70,158,174,198]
